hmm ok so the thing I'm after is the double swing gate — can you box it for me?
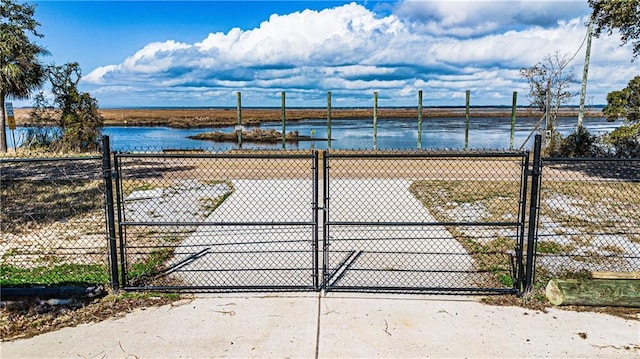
[111,147,534,294]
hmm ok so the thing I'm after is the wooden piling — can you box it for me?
[236,91,242,148]
[510,91,517,150]
[465,90,470,150]
[373,91,378,150]
[417,90,423,149]
[281,91,286,149]
[327,91,332,149]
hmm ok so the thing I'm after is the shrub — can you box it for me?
[604,122,640,158]
[549,126,599,157]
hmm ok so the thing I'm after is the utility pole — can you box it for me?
[577,19,594,129]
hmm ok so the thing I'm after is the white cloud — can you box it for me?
[82,1,636,107]
[394,0,590,36]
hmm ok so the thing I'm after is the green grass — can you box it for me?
[0,263,110,287]
[536,241,573,254]
[199,180,235,217]
[127,248,173,284]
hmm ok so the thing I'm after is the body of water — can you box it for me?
[8,116,619,152]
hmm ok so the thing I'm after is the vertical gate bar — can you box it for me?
[101,136,119,290]
[525,135,543,291]
[516,152,530,292]
[312,151,319,289]
[322,150,329,290]
[113,153,127,287]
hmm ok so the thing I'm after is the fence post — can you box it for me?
[322,150,329,289]
[327,92,332,149]
[417,90,423,149]
[373,91,378,150]
[236,92,242,148]
[510,91,517,150]
[465,90,470,150]
[525,134,543,291]
[281,91,286,149]
[102,135,119,290]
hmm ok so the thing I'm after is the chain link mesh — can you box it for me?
[0,154,109,286]
[324,152,527,293]
[537,158,640,276]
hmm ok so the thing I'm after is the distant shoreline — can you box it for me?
[13,107,604,129]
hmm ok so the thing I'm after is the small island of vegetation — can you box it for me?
[188,128,324,144]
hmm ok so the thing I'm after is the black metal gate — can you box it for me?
[111,148,530,294]
[113,151,320,291]
[322,151,530,294]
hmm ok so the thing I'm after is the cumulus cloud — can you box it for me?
[82,1,635,107]
[393,0,590,36]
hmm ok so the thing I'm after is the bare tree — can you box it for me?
[520,52,578,150]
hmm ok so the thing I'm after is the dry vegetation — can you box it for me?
[1,292,190,341]
[12,107,600,128]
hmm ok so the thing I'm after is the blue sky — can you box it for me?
[15,0,639,108]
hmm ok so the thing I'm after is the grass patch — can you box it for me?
[0,264,109,287]
[537,241,573,254]
[410,180,521,288]
[127,248,174,285]
[409,180,521,222]
[199,181,235,217]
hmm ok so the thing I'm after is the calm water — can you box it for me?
[9,116,618,152]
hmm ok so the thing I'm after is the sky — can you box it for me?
[12,0,639,108]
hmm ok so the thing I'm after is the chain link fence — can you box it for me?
[0,153,110,287]
[536,158,640,277]
[2,143,639,294]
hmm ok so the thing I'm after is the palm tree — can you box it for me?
[1,0,49,152]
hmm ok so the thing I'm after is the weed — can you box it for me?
[198,181,235,217]
[127,248,173,284]
[537,241,573,254]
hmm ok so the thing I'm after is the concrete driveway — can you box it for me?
[163,179,474,290]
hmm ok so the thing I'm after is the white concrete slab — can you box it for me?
[1,294,319,359]
[318,293,640,358]
[2,294,638,358]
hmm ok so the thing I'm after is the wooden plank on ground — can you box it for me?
[591,271,640,280]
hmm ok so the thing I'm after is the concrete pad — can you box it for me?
[2,294,638,358]
[318,293,640,358]
[1,294,319,359]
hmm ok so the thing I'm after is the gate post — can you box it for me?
[322,150,329,290]
[102,135,119,290]
[524,135,543,292]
